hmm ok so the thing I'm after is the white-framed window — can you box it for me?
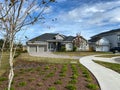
[118,43,120,47]
[117,35,120,41]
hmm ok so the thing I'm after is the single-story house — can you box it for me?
[26,33,88,53]
[89,28,120,52]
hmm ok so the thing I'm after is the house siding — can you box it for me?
[65,43,73,51]
[89,29,120,52]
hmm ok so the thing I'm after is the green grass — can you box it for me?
[48,86,56,90]
[96,54,120,58]
[17,53,78,64]
[86,83,98,90]
[18,81,27,87]
[94,60,120,73]
[0,52,9,76]
[65,84,76,90]
[53,51,111,57]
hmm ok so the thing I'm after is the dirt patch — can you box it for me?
[0,60,100,90]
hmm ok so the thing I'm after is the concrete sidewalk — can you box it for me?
[80,55,120,90]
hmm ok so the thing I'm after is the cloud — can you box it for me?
[58,0,120,26]
[23,0,120,42]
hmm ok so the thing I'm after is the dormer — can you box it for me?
[54,34,65,40]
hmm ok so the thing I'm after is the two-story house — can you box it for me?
[89,28,120,52]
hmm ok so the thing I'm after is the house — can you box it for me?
[26,33,88,53]
[89,28,120,52]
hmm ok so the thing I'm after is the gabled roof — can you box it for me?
[89,28,120,42]
[28,33,87,42]
[64,36,75,41]
[91,28,120,38]
[29,33,59,41]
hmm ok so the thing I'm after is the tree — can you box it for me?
[0,0,55,90]
[73,33,83,51]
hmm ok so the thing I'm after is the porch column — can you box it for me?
[47,42,49,52]
[37,46,39,53]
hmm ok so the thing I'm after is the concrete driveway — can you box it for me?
[80,55,120,90]
[29,52,80,59]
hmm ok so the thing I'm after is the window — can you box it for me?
[118,43,120,47]
[117,35,120,41]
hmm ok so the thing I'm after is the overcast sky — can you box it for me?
[18,0,120,44]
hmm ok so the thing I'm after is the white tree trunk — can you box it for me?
[8,29,14,90]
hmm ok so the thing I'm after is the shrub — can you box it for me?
[69,79,77,84]
[54,80,62,85]
[73,46,77,51]
[48,86,56,90]
[4,87,14,90]
[71,74,78,79]
[60,46,66,52]
[46,72,54,77]
[44,65,50,70]
[18,81,27,86]
[86,83,98,90]
[0,77,7,81]
[65,84,76,90]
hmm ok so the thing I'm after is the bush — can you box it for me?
[54,80,62,84]
[86,83,98,90]
[18,81,27,86]
[48,86,56,90]
[66,84,76,90]
[60,46,66,52]
[73,46,77,51]
[69,79,77,84]
[0,77,7,81]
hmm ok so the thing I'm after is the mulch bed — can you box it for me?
[0,60,100,90]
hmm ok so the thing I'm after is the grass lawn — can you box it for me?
[53,51,112,57]
[0,53,100,90]
[95,54,120,58]
[17,53,79,64]
[94,60,120,73]
[0,52,9,76]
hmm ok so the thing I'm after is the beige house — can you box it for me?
[27,33,88,53]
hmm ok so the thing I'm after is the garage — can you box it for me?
[29,46,37,52]
[38,45,47,52]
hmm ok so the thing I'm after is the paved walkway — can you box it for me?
[80,55,120,90]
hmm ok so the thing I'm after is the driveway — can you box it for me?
[80,55,120,90]
[29,52,80,59]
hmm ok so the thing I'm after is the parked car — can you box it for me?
[110,47,120,53]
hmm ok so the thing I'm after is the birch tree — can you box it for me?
[0,0,55,90]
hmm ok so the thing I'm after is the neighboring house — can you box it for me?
[73,34,89,51]
[89,29,120,52]
[26,33,88,53]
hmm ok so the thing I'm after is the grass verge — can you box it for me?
[96,54,120,58]
[94,60,120,73]
[53,51,111,57]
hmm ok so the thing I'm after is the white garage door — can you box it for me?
[38,46,45,52]
[30,46,37,52]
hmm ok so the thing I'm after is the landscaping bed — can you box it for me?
[0,60,100,90]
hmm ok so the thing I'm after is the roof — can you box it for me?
[91,28,120,38]
[89,28,120,42]
[64,36,75,41]
[29,33,59,41]
[28,33,87,42]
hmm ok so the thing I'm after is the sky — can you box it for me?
[18,0,120,44]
